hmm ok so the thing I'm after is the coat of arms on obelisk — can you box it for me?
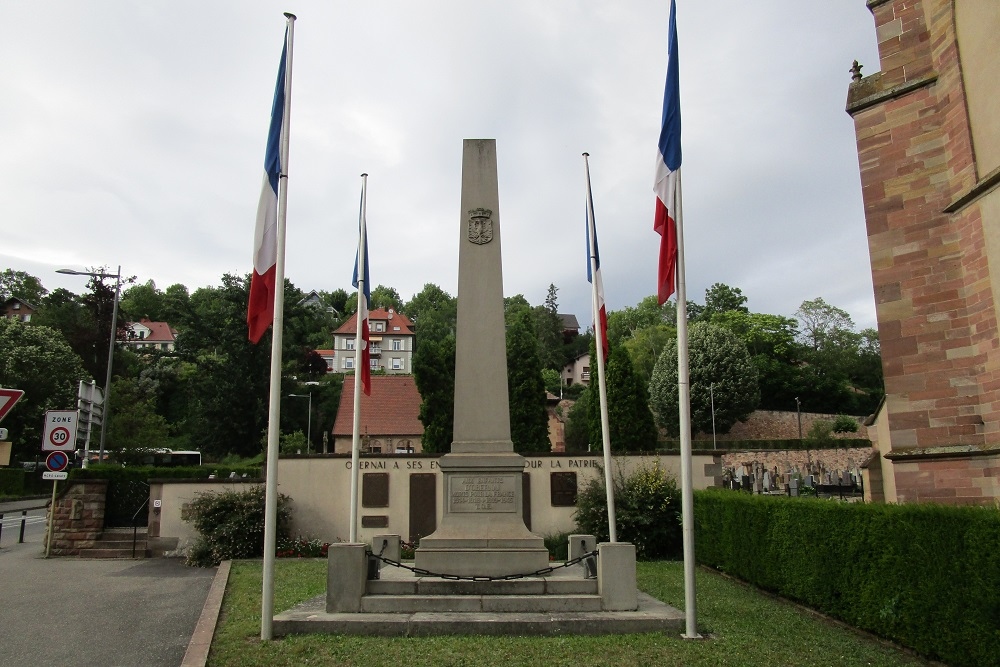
[468,208,494,245]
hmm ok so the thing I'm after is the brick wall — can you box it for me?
[46,479,107,556]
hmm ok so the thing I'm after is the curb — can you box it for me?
[181,560,231,667]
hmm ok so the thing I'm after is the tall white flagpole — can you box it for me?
[260,11,295,642]
[674,171,699,639]
[583,153,617,543]
[349,173,368,543]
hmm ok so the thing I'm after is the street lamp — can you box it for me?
[57,266,121,465]
[286,392,312,453]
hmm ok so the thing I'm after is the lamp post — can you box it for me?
[57,266,121,464]
[286,393,312,453]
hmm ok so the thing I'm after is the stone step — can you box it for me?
[90,540,148,550]
[360,594,603,614]
[368,576,598,597]
[78,547,149,559]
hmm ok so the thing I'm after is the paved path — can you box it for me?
[0,501,216,667]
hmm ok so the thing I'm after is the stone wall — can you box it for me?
[46,479,107,556]
[695,410,870,442]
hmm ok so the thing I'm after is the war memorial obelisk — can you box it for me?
[414,139,548,577]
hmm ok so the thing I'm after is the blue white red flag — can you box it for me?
[586,189,609,362]
[353,182,372,396]
[653,0,682,305]
[248,29,288,343]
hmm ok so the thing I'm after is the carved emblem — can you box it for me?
[468,208,494,245]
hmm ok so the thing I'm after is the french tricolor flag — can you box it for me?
[653,0,682,306]
[585,179,609,362]
[353,176,372,396]
[247,30,288,343]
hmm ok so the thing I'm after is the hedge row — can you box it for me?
[0,468,25,495]
[659,438,872,452]
[694,490,1000,667]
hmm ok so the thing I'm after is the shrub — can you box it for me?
[574,462,682,560]
[184,486,290,567]
[543,531,570,561]
[694,490,1000,667]
[276,536,330,558]
[832,414,860,433]
[0,468,25,496]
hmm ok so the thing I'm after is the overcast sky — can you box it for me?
[0,1,881,331]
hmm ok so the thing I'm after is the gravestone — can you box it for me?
[414,139,548,577]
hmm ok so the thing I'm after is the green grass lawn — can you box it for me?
[207,560,935,667]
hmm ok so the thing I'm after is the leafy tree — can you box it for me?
[106,376,169,463]
[0,318,90,460]
[324,288,350,317]
[0,269,47,304]
[833,414,860,433]
[795,297,855,351]
[506,309,550,452]
[160,283,192,327]
[403,283,456,328]
[541,368,562,396]
[621,324,675,386]
[649,322,759,437]
[702,282,748,318]
[369,284,402,311]
[413,308,455,453]
[120,280,164,321]
[563,389,590,452]
[532,284,565,370]
[606,295,670,346]
[805,419,837,446]
[588,338,658,452]
[710,310,801,411]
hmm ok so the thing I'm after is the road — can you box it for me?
[0,499,217,667]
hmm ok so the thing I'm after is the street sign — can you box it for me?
[0,388,25,422]
[43,471,68,481]
[46,450,70,472]
[42,410,78,452]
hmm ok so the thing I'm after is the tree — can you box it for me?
[403,283,456,328]
[369,284,402,312]
[563,389,590,452]
[120,280,164,321]
[506,309,550,452]
[702,282,748,318]
[621,324,675,386]
[795,297,855,351]
[588,338,659,452]
[649,322,759,437]
[541,368,562,395]
[106,376,170,463]
[606,295,670,346]
[0,318,90,460]
[413,308,455,453]
[0,269,47,304]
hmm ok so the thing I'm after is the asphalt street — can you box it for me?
[0,499,216,667]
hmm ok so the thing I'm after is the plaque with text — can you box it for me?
[550,472,578,507]
[448,474,517,513]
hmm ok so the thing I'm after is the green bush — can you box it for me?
[184,486,290,567]
[833,414,860,433]
[574,462,682,560]
[543,531,570,561]
[694,490,1000,667]
[0,468,25,496]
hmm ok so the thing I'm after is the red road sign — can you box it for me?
[46,450,70,472]
[0,388,25,422]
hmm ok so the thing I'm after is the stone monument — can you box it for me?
[414,139,548,577]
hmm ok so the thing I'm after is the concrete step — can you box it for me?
[368,576,598,597]
[78,547,149,559]
[89,540,148,550]
[360,594,603,614]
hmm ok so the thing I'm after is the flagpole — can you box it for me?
[260,11,295,642]
[674,171,699,639]
[583,153,617,543]
[349,173,368,544]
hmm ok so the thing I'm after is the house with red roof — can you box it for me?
[330,375,424,454]
[123,319,179,352]
[331,307,415,375]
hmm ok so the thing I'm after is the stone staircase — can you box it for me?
[78,527,150,559]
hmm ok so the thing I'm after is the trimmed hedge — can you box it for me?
[659,438,872,452]
[0,468,25,496]
[694,490,1000,667]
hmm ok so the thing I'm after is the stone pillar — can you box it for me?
[414,140,547,577]
[47,479,108,556]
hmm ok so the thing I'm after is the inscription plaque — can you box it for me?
[362,472,389,508]
[448,474,517,513]
[550,472,578,507]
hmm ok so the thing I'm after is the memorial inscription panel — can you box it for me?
[448,474,517,513]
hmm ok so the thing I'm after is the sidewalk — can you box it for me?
[0,524,216,667]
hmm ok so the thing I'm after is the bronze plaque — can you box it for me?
[362,472,389,508]
[449,474,517,513]
[522,472,532,530]
[361,515,389,528]
[550,472,578,507]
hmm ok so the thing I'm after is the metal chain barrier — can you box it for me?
[368,548,599,582]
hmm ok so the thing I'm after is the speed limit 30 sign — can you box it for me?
[42,410,78,451]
